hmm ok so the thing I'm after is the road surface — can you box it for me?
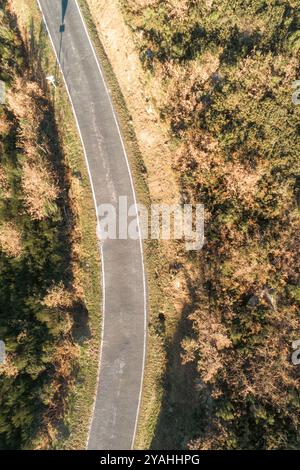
[37,0,147,450]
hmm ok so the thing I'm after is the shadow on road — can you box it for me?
[56,0,69,80]
[60,0,69,32]
[54,0,69,81]
[59,0,69,52]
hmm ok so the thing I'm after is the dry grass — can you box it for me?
[0,165,11,198]
[0,222,22,257]
[21,161,58,220]
[42,282,74,309]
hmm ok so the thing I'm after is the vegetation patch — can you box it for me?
[122,0,300,450]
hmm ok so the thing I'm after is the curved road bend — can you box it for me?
[36,0,147,450]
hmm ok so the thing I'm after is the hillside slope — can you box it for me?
[121,0,300,450]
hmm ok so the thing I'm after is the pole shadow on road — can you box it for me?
[60,0,69,33]
[56,0,69,81]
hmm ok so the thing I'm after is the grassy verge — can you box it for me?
[12,0,102,449]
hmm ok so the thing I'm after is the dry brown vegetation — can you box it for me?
[42,283,74,309]
[7,78,44,155]
[21,160,58,220]
[120,0,300,449]
[0,222,22,257]
[7,78,59,220]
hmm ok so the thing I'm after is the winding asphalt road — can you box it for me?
[36,0,147,450]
